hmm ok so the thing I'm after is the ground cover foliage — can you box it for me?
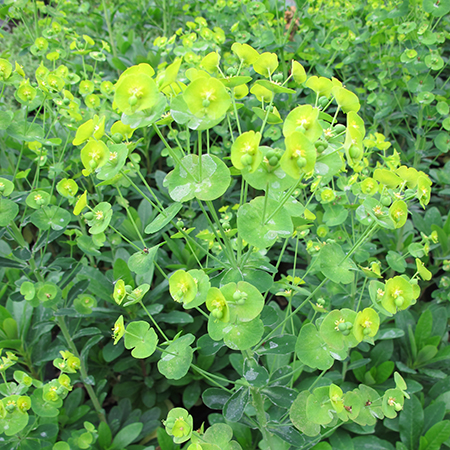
[0,0,450,449]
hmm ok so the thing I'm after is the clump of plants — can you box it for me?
[1,1,450,449]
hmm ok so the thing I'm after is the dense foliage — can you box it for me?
[0,1,450,449]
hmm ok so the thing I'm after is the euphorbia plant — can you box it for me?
[62,42,435,447]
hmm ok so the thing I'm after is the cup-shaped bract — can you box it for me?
[231,42,259,65]
[329,384,344,413]
[253,52,279,78]
[169,270,198,305]
[26,190,50,209]
[382,388,404,419]
[417,175,432,208]
[183,76,231,120]
[230,130,262,173]
[283,105,322,143]
[57,179,78,198]
[250,83,274,103]
[332,86,360,113]
[305,76,334,98]
[80,139,110,175]
[113,279,127,305]
[382,276,414,314]
[112,315,125,345]
[164,408,193,444]
[114,65,158,115]
[320,308,358,350]
[0,58,13,81]
[396,165,420,189]
[360,177,378,196]
[73,191,87,216]
[200,51,220,73]
[110,120,136,140]
[0,178,15,197]
[416,258,432,281]
[280,131,316,179]
[353,307,380,342]
[87,202,112,235]
[292,60,306,84]
[16,79,37,103]
[389,200,408,228]
[206,287,230,322]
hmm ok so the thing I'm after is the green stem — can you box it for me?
[139,300,169,342]
[102,0,118,60]
[251,388,279,449]
[56,316,106,422]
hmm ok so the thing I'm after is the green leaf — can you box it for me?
[145,202,182,234]
[386,251,406,273]
[423,0,450,17]
[399,394,424,450]
[0,199,19,226]
[243,357,269,388]
[30,206,71,231]
[352,435,395,449]
[329,430,354,450]
[211,316,264,351]
[289,391,320,437]
[319,242,356,284]
[31,389,61,417]
[111,422,143,450]
[415,309,433,350]
[7,122,44,142]
[202,388,232,409]
[262,386,296,409]
[183,381,201,410]
[423,403,446,434]
[237,196,293,248]
[420,420,450,450]
[257,335,297,355]
[124,321,158,359]
[0,111,13,130]
[296,323,333,370]
[128,245,159,275]
[323,203,348,226]
[306,386,334,425]
[158,334,195,380]
[164,154,231,202]
[223,387,249,422]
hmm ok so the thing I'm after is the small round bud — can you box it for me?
[318,96,328,108]
[268,156,278,166]
[128,95,138,106]
[381,196,391,207]
[295,125,306,134]
[84,212,94,220]
[349,145,361,159]
[240,154,253,166]
[338,322,347,332]
[296,157,307,168]
[111,133,123,143]
[395,296,404,307]
[202,99,210,108]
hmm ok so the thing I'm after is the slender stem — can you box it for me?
[139,300,169,342]
[102,0,118,61]
[251,388,279,450]
[56,316,106,422]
